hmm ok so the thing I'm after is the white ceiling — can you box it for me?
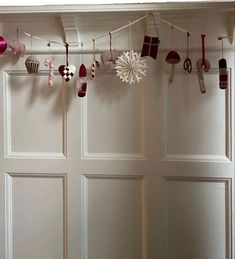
[0,0,233,6]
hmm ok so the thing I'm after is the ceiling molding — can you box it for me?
[60,15,79,44]
[0,2,234,14]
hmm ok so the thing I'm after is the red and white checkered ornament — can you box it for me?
[59,65,76,82]
[58,43,76,83]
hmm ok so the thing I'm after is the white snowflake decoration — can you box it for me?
[115,50,148,85]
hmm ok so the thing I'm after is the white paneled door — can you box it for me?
[0,4,234,259]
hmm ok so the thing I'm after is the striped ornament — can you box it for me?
[44,57,55,88]
[90,60,100,80]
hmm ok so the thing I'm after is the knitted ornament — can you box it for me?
[77,64,87,97]
[59,65,76,82]
[115,50,148,85]
[196,58,211,94]
[90,39,100,80]
[25,55,40,74]
[141,13,160,60]
[101,33,121,65]
[0,36,7,54]
[8,41,26,57]
[101,50,122,65]
[165,50,181,85]
[58,43,76,82]
[90,60,100,80]
[44,57,55,88]
[218,38,228,90]
[219,58,228,89]
[183,32,192,73]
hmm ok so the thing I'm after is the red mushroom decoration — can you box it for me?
[165,50,181,85]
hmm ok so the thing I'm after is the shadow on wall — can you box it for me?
[8,74,72,118]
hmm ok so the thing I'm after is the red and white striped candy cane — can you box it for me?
[90,39,100,80]
[90,60,100,80]
[44,57,55,88]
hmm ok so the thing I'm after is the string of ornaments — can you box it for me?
[0,12,234,97]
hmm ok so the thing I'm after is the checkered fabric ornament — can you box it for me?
[58,43,76,83]
[59,65,76,82]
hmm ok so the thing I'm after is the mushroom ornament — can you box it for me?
[165,50,181,85]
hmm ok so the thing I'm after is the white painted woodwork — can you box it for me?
[3,72,66,158]
[0,3,234,259]
[164,177,232,259]
[82,73,146,159]
[81,175,146,259]
[5,174,66,259]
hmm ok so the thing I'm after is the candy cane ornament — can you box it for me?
[44,57,55,88]
[90,39,100,80]
[90,60,100,80]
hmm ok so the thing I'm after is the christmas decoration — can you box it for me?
[218,37,228,89]
[115,50,148,85]
[219,58,228,89]
[58,43,76,82]
[59,65,76,82]
[8,41,26,57]
[77,64,87,97]
[44,57,55,88]
[90,39,100,80]
[101,32,121,65]
[183,32,192,73]
[90,60,100,80]
[0,36,7,54]
[200,34,208,69]
[101,50,121,65]
[141,13,160,60]
[25,55,40,74]
[196,58,211,94]
[8,29,26,57]
[165,50,181,85]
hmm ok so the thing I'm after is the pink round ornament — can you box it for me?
[0,36,7,54]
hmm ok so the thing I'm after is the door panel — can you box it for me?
[0,6,234,259]
[5,174,66,259]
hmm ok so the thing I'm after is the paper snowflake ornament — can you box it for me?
[115,50,148,85]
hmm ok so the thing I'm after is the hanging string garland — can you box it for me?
[115,23,148,85]
[0,12,234,94]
